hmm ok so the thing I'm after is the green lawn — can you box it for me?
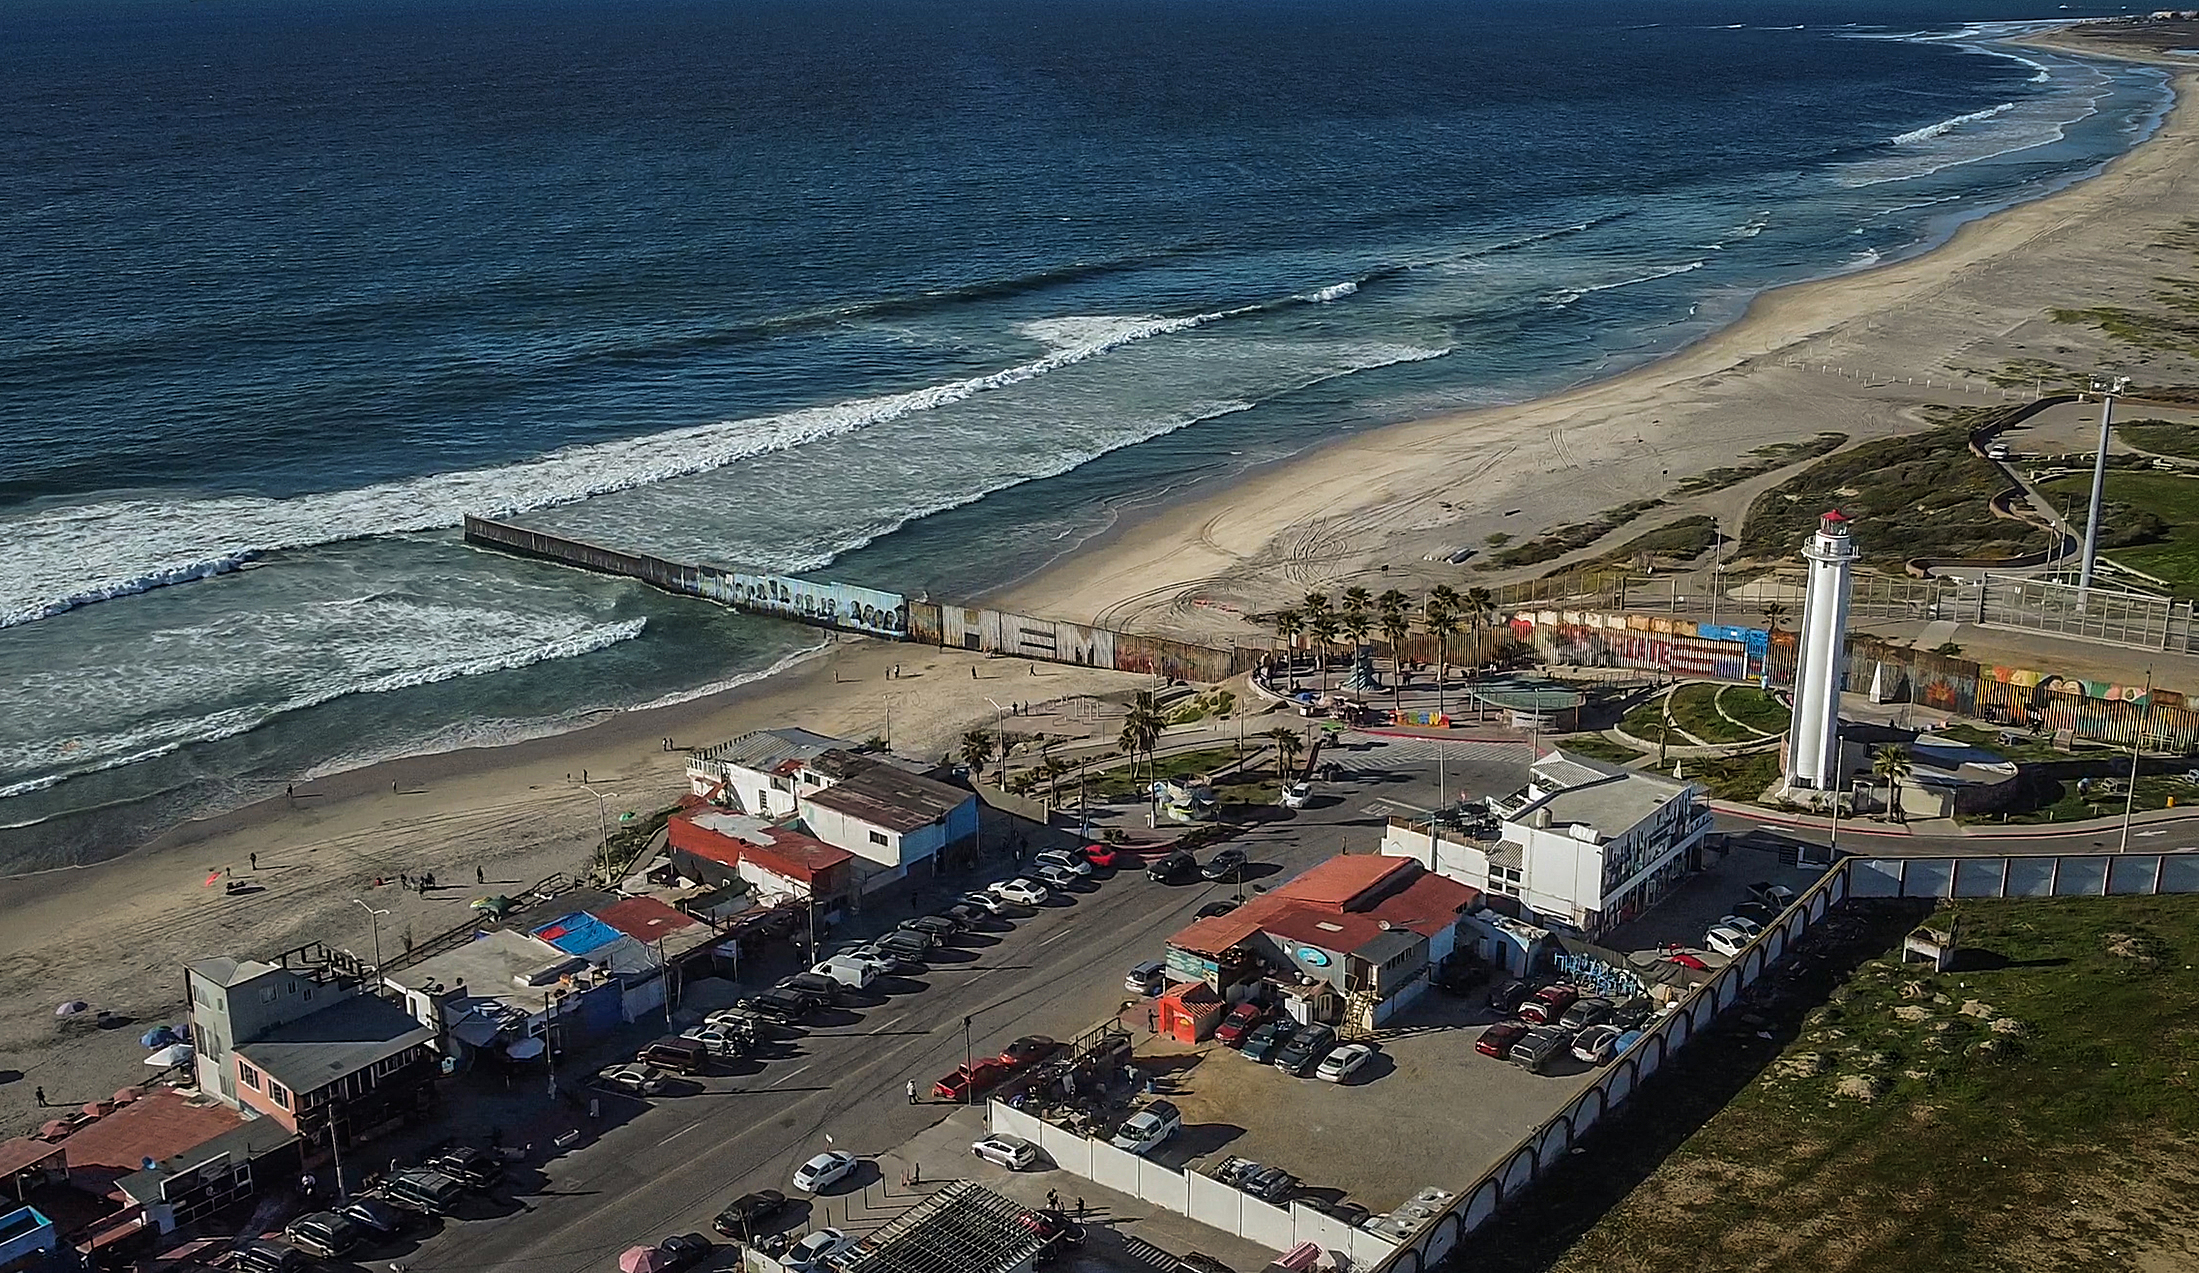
[1677,749,1781,801]
[1985,771,2196,825]
[1520,896,2199,1273]
[1083,746,1246,799]
[1667,683,1788,744]
[2116,419,2199,461]
[2042,469,2199,595]
[1718,686,1790,735]
[1553,732,1643,764]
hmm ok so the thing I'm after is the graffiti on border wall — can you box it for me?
[695,569,909,638]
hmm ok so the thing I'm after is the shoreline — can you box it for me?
[11,39,2193,882]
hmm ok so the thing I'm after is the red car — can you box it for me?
[1213,1002,1268,1047]
[1517,985,1578,1025]
[932,1058,1013,1101]
[997,1035,1062,1068]
[1079,843,1124,869]
[1475,1022,1528,1058]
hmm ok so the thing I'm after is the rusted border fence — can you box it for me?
[1361,847,2199,1273]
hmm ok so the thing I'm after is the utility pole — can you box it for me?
[2079,375,2131,609]
[578,781,611,881]
[2121,669,2153,853]
[351,899,388,970]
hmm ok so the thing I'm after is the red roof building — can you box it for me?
[1165,854,1479,1030]
[667,810,853,902]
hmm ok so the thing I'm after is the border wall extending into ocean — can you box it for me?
[464,516,2199,750]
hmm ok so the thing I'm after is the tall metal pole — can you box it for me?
[579,782,611,879]
[2079,377,2129,608]
[963,1014,976,1106]
[2121,670,2152,853]
[351,899,387,970]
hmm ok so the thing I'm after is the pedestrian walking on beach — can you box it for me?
[1076,1197,1085,1218]
[1047,1189,1060,1211]
[249,852,258,871]
[476,866,485,885]
[285,784,294,799]
[906,1079,917,1105]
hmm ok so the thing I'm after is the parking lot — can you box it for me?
[1126,987,1603,1217]
[1601,837,1826,964]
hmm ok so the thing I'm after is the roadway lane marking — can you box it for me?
[865,1019,901,1035]
[769,1063,814,1087]
[1039,928,1077,946]
[657,1122,700,1146]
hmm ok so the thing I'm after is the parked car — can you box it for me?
[646,1234,713,1273]
[779,972,848,1004]
[1033,849,1094,877]
[1274,1023,1337,1076]
[1213,1002,1268,1046]
[712,1189,790,1238]
[1244,1165,1298,1202]
[682,1024,751,1058]
[932,1059,1013,1101]
[1476,1021,1529,1058]
[596,1063,667,1096]
[990,878,1050,906]
[379,1168,467,1215]
[793,1150,859,1193]
[338,1197,416,1238]
[971,1133,1041,1171]
[1430,961,1479,996]
[1033,863,1083,891]
[782,1228,855,1272]
[1193,898,1239,919]
[638,1036,712,1075]
[874,931,933,962]
[1518,985,1578,1025]
[1125,959,1167,995]
[425,1145,505,1188]
[944,902,992,928]
[1705,925,1750,958]
[1487,977,1533,1014]
[283,1212,363,1259]
[1747,881,1798,910]
[1146,851,1198,884]
[1315,1042,1376,1083]
[1110,1100,1183,1155]
[1717,914,1766,941]
[1307,1198,1371,1227]
[900,914,963,938]
[998,1035,1061,1067]
[1280,781,1312,809]
[1079,843,1124,869]
[1239,1019,1288,1063]
[743,991,813,1024]
[1571,1023,1626,1065]
[1728,900,1779,928]
[1171,1254,1236,1273]
[811,954,883,991]
[1201,848,1249,881]
[705,1007,776,1039]
[231,1241,306,1273]
[1557,997,1613,1031]
[958,890,1013,915]
[1508,1025,1573,1074]
[1018,1209,1087,1255]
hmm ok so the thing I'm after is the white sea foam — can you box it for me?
[0,616,646,799]
[0,305,1251,630]
[1541,259,1707,307]
[1300,280,1360,303]
[1891,101,2018,146]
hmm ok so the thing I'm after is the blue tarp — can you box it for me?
[531,911,621,955]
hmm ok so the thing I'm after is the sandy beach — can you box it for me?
[4,34,2196,1136]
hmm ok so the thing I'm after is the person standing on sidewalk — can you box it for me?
[906,1079,917,1105]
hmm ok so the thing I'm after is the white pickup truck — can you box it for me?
[812,953,882,990]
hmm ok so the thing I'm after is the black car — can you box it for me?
[1307,1198,1370,1227]
[1171,1254,1236,1273]
[1487,977,1533,1014]
[901,914,962,938]
[878,927,935,955]
[944,903,991,928]
[339,1197,417,1238]
[1244,1166,1297,1203]
[1200,848,1249,881]
[712,1189,789,1238]
[744,991,811,1023]
[1146,851,1198,884]
[1557,997,1613,1031]
[282,1212,363,1260]
[231,1242,306,1273]
[1273,1023,1337,1076]
[1238,1019,1288,1063]
[426,1145,504,1188]
[653,1233,713,1273]
[777,972,845,1004]
[1729,900,1779,928]
[1193,898,1239,919]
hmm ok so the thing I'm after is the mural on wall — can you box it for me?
[696,570,909,638]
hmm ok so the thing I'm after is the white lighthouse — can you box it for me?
[1785,509,1858,793]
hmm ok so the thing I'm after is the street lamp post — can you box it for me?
[2121,670,2153,853]
[350,899,388,970]
[2079,375,2131,609]
[884,693,905,748]
[962,1014,976,1107]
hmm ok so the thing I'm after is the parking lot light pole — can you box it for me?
[351,899,388,970]
[963,1014,976,1106]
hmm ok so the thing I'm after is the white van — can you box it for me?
[813,954,881,990]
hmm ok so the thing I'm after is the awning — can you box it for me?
[450,1015,503,1048]
[505,1037,546,1061]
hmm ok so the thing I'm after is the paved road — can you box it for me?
[404,738,1531,1273]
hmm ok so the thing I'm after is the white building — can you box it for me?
[1382,749,1710,936]
[685,727,847,815]
[798,754,979,886]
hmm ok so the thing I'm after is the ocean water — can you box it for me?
[0,0,2173,867]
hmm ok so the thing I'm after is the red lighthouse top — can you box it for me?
[1820,509,1851,532]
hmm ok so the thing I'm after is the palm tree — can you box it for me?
[1117,691,1166,784]
[1872,744,1913,821]
[1041,753,1071,805]
[1376,587,1412,620]
[1266,726,1304,780]
[1305,610,1340,690]
[1462,586,1495,718]
[1379,607,1412,714]
[1271,609,1305,684]
[960,729,995,779]
[1302,591,1331,621]
[1423,596,1460,718]
[1343,585,1373,613]
[1340,608,1371,683]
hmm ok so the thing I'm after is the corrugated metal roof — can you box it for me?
[1167,855,1476,958]
[236,995,434,1098]
[689,729,845,773]
[802,758,971,833]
